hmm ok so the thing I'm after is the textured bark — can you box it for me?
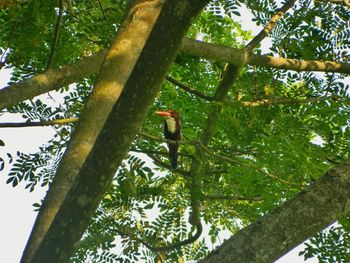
[181,39,350,74]
[0,49,106,110]
[0,0,27,8]
[21,0,209,262]
[20,0,164,262]
[2,39,350,111]
[200,158,350,263]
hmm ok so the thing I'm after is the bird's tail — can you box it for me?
[168,143,179,169]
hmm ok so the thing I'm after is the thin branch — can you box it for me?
[0,118,299,185]
[109,227,159,253]
[235,96,340,107]
[0,4,20,62]
[130,148,193,158]
[110,221,202,254]
[146,153,189,177]
[197,141,297,185]
[138,131,196,145]
[0,118,78,128]
[46,0,64,70]
[97,0,107,19]
[165,76,213,101]
[152,222,203,253]
[204,194,263,202]
[245,0,298,52]
[167,1,297,242]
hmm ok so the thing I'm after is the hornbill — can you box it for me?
[155,110,181,169]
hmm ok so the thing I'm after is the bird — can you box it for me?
[155,110,181,169]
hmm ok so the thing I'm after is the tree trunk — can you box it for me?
[21,0,209,262]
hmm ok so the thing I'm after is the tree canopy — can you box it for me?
[0,0,349,262]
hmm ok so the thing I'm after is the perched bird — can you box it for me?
[155,110,181,169]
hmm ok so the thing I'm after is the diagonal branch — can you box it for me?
[46,0,64,70]
[146,153,189,177]
[152,222,203,253]
[184,0,298,249]
[245,0,298,52]
[200,158,350,263]
[165,76,213,101]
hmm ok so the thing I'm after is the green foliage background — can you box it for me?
[0,0,349,262]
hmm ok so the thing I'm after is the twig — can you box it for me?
[165,76,213,101]
[109,227,158,253]
[234,96,340,107]
[245,0,298,52]
[152,222,203,253]
[138,131,196,145]
[0,119,295,184]
[130,148,193,158]
[204,194,263,202]
[97,0,107,19]
[197,141,296,185]
[46,0,64,70]
[0,5,20,63]
[0,118,79,128]
[146,153,189,177]
[110,221,202,254]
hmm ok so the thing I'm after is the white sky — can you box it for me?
[0,4,320,262]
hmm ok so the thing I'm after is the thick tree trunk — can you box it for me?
[200,158,350,263]
[20,0,209,262]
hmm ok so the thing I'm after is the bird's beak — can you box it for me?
[155,111,171,117]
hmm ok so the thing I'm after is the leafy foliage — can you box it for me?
[0,0,350,262]
[300,224,350,262]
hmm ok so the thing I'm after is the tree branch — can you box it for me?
[203,194,263,202]
[197,141,296,185]
[2,38,350,111]
[184,2,297,248]
[165,76,213,101]
[138,131,196,145]
[235,96,340,107]
[0,49,106,111]
[0,118,78,128]
[46,0,64,70]
[245,0,297,52]
[146,153,189,177]
[153,222,203,253]
[199,158,350,263]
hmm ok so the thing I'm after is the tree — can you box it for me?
[0,0,349,262]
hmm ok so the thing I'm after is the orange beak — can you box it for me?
[155,111,171,117]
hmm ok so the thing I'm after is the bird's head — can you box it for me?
[155,110,180,120]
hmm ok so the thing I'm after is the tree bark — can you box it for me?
[200,158,350,263]
[21,0,209,262]
[0,49,106,111]
[2,39,350,111]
